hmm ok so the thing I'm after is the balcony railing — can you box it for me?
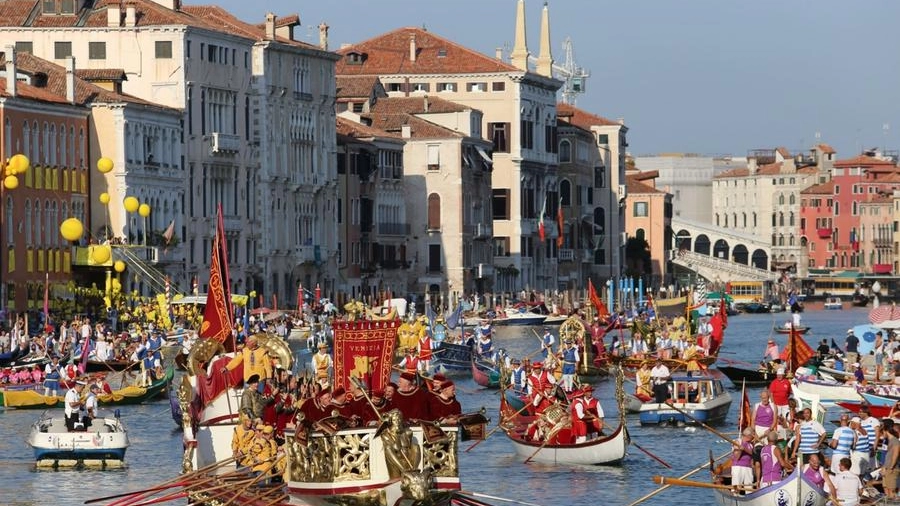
[476,263,494,278]
[377,223,411,236]
[475,223,493,239]
[817,228,832,239]
[559,248,574,262]
[211,132,240,154]
[874,238,892,248]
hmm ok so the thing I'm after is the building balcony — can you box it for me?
[211,132,240,154]
[377,223,411,236]
[817,228,832,239]
[475,223,493,239]
[475,263,494,278]
[294,245,324,265]
[559,248,574,262]
[874,238,892,248]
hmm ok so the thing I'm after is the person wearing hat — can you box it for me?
[509,358,528,395]
[763,338,780,363]
[417,327,434,374]
[232,414,256,469]
[398,347,420,376]
[346,378,378,425]
[769,367,792,419]
[558,339,579,393]
[328,386,350,417]
[224,333,273,391]
[540,328,556,359]
[299,387,333,427]
[429,380,461,424]
[247,424,281,482]
[792,407,826,465]
[649,357,670,404]
[240,374,268,422]
[845,329,860,366]
[82,383,101,428]
[731,428,756,489]
[526,360,556,414]
[43,355,63,397]
[571,385,603,443]
[391,371,431,422]
[311,342,333,388]
[64,380,87,431]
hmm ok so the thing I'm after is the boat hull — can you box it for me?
[837,401,893,418]
[714,469,827,506]
[794,377,863,403]
[773,326,810,334]
[27,416,129,461]
[638,398,732,426]
[432,342,473,376]
[504,423,627,465]
[471,359,500,388]
[716,365,775,387]
[0,367,173,409]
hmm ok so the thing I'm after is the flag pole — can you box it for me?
[738,378,746,437]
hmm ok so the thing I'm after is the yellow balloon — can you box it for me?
[123,196,139,213]
[99,192,110,204]
[97,157,114,173]
[59,217,84,242]
[91,245,111,264]
[111,278,122,291]
[3,175,18,189]
[114,260,126,273]
[138,203,151,217]
[9,154,29,174]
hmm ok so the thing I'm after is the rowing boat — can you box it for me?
[713,469,827,506]
[471,359,501,389]
[0,367,173,409]
[503,422,627,465]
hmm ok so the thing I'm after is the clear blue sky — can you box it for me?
[218,0,900,159]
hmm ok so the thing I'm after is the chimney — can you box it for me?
[318,22,329,50]
[65,56,76,104]
[748,157,758,174]
[265,13,276,40]
[107,4,121,27]
[536,2,553,77]
[401,124,411,138]
[495,47,503,60]
[510,0,529,71]
[5,45,16,98]
[409,33,417,62]
[423,95,429,113]
[125,6,136,27]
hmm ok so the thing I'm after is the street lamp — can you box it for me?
[0,154,29,313]
[138,203,151,246]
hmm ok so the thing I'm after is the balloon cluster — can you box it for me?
[3,154,29,189]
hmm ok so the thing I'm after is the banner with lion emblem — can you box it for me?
[332,319,399,393]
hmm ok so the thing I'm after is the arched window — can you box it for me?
[779,194,785,205]
[742,213,747,228]
[789,194,795,205]
[771,233,776,246]
[558,140,571,163]
[636,228,645,241]
[716,214,720,227]
[31,121,38,164]
[6,195,13,243]
[34,199,41,245]
[752,212,757,227]
[732,213,737,227]
[25,200,32,245]
[778,234,784,246]
[560,179,572,206]
[779,212,784,226]
[59,123,66,167]
[789,234,795,246]
[789,212,795,226]
[427,193,441,230]
[724,214,728,227]
[44,200,51,247]
[771,213,776,227]
[22,121,30,159]
[4,118,10,154]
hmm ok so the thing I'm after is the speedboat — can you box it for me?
[637,374,732,426]
[823,296,843,310]
[27,410,129,466]
[493,308,547,326]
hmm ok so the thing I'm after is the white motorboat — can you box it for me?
[823,296,843,310]
[793,376,863,403]
[27,411,129,466]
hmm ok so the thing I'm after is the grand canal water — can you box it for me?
[0,305,870,506]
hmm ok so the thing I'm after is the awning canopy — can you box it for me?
[874,264,893,275]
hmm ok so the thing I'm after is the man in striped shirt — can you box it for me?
[830,414,855,474]
[850,416,871,476]
[792,407,826,464]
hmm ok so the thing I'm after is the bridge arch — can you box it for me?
[751,249,768,270]
[732,244,749,265]
[694,234,711,255]
[676,229,692,250]
[713,239,729,260]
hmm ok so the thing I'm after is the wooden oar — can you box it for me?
[465,401,531,452]
[91,456,236,505]
[652,475,745,491]
[220,456,285,506]
[625,450,731,506]
[661,400,738,444]
[630,440,671,468]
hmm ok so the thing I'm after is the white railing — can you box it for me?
[211,132,240,154]
[674,249,776,282]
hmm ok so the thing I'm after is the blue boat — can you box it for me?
[432,341,474,376]
[27,412,129,462]
[637,374,732,426]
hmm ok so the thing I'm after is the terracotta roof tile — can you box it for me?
[800,180,835,195]
[365,113,462,140]
[336,116,398,139]
[714,168,750,178]
[755,162,784,175]
[369,96,471,115]
[336,76,381,99]
[834,154,896,168]
[0,1,37,26]
[631,170,659,182]
[556,103,619,129]
[626,175,663,194]
[75,68,127,81]
[335,26,517,76]
[776,147,791,159]
[817,143,836,154]
[0,76,69,103]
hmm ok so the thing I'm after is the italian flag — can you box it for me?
[538,198,546,241]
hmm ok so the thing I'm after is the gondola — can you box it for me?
[715,365,777,387]
[432,341,474,376]
[712,469,827,506]
[773,325,810,335]
[471,358,501,388]
[0,367,174,409]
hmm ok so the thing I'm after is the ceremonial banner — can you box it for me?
[200,205,234,351]
[588,279,610,317]
[780,325,815,373]
[332,319,399,393]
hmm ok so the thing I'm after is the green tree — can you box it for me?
[624,236,652,279]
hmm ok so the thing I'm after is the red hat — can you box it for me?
[317,388,332,398]
[581,385,594,394]
[332,386,346,398]
[532,361,543,368]
[372,389,385,399]
[433,373,447,382]
[441,380,455,390]
[400,372,417,382]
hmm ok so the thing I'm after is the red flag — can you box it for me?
[556,197,564,248]
[162,219,176,244]
[538,198,546,242]
[588,279,610,317]
[720,294,728,328]
[297,284,303,313]
[200,205,235,351]
[738,386,752,432]
[332,319,399,393]
[779,325,815,372]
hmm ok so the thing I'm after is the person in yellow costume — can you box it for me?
[311,342,333,387]
[232,414,256,469]
[247,425,283,482]
[223,334,272,390]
